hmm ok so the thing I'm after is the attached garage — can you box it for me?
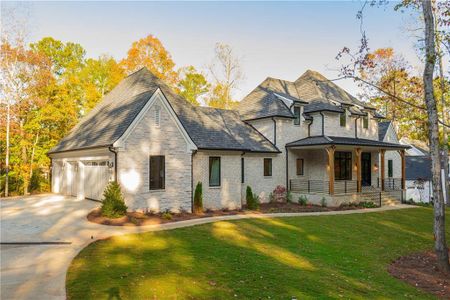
[49,148,114,201]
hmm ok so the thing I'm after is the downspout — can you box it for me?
[354,116,360,139]
[108,146,118,182]
[285,146,289,190]
[191,150,197,213]
[307,116,313,137]
[241,151,246,208]
[319,112,325,136]
[271,117,277,145]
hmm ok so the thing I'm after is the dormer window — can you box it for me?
[340,110,346,127]
[293,106,301,125]
[363,116,369,129]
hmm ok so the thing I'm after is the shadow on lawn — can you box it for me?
[66,208,443,299]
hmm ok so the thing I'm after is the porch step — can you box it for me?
[381,191,402,206]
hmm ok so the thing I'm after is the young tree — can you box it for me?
[120,34,178,87]
[177,66,210,106]
[206,43,243,109]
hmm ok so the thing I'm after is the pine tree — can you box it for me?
[193,182,203,214]
[101,181,127,218]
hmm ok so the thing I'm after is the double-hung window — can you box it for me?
[209,157,221,187]
[340,111,346,127]
[149,155,165,190]
[264,158,272,176]
[363,116,369,129]
[334,152,352,180]
[388,160,393,178]
[296,158,304,175]
[293,106,301,125]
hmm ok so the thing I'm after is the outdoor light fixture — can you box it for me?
[108,161,114,169]
[374,163,378,171]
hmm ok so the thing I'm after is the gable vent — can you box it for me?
[154,105,161,128]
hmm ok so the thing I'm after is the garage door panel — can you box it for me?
[83,162,110,201]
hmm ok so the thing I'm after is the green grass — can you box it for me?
[67,207,449,299]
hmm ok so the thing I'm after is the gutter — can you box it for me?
[191,150,197,213]
[319,112,325,136]
[271,117,277,145]
[285,146,289,189]
[108,146,118,182]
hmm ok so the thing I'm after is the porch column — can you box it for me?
[380,149,386,191]
[398,149,406,190]
[325,146,336,195]
[355,148,362,193]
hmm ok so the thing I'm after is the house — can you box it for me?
[405,155,432,203]
[48,68,408,212]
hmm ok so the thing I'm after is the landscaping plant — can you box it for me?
[246,186,259,210]
[298,195,308,206]
[321,197,327,207]
[193,181,203,213]
[273,185,287,202]
[101,181,127,218]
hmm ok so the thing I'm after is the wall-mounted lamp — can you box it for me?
[108,161,114,169]
[373,163,378,171]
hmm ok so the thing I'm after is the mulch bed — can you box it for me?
[388,250,450,299]
[88,202,366,226]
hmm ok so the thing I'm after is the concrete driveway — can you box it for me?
[1,194,143,300]
[1,194,414,300]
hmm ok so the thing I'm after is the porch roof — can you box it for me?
[285,135,410,149]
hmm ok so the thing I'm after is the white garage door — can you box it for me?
[83,161,111,201]
[64,162,78,196]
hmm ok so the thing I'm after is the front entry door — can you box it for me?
[361,152,371,186]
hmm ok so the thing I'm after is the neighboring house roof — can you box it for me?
[238,69,377,121]
[285,135,409,149]
[406,156,432,181]
[49,68,279,154]
[378,121,391,141]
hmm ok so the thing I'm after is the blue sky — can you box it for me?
[4,1,424,100]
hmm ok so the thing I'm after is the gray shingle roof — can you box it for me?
[286,135,409,149]
[238,70,378,121]
[49,68,279,154]
[303,101,344,114]
[406,156,432,180]
[378,121,391,141]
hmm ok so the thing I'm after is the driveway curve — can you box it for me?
[0,194,414,300]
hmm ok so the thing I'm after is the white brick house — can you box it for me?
[49,68,408,212]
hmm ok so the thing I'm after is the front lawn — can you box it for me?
[67,207,449,299]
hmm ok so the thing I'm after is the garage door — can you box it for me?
[64,162,78,196]
[83,161,111,201]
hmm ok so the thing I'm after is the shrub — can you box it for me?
[193,181,203,213]
[162,211,172,220]
[286,191,293,203]
[298,195,308,206]
[358,201,377,208]
[101,182,127,218]
[269,192,275,203]
[273,185,287,202]
[246,186,259,210]
[321,197,327,207]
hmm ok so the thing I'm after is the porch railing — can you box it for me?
[290,179,357,194]
[376,177,403,191]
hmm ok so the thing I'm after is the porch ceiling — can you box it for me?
[286,135,410,150]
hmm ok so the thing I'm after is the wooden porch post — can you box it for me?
[325,146,336,195]
[380,149,386,191]
[355,148,362,193]
[398,149,406,190]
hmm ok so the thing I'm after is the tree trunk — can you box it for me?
[421,0,450,273]
[28,132,39,191]
[4,98,10,197]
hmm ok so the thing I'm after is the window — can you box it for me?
[264,158,272,176]
[388,159,393,178]
[241,157,245,183]
[149,155,165,190]
[154,105,161,128]
[363,116,369,129]
[340,111,346,127]
[209,157,221,187]
[334,151,352,180]
[296,158,304,175]
[293,106,301,125]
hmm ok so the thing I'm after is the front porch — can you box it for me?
[285,136,409,206]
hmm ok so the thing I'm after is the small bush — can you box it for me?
[358,201,377,208]
[286,191,293,203]
[321,197,327,207]
[298,195,308,206]
[269,192,275,203]
[273,185,287,202]
[246,186,259,210]
[193,181,203,213]
[162,211,172,220]
[101,182,127,218]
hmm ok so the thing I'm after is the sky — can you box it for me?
[3,1,426,101]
